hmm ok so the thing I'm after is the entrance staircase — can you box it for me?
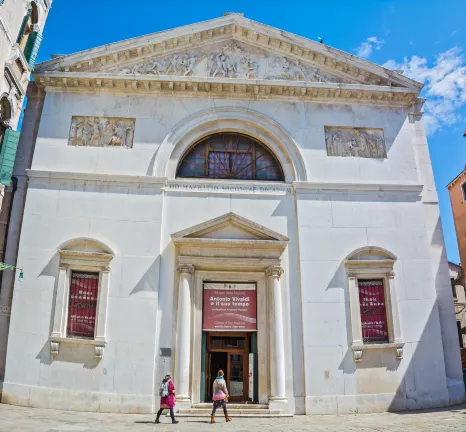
[176,403,292,417]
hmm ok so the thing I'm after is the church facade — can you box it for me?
[1,13,463,416]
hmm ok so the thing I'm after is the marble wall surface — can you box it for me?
[2,85,461,416]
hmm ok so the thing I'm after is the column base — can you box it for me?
[175,395,191,411]
[268,396,289,412]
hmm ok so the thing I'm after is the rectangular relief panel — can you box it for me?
[325,126,386,158]
[68,116,135,148]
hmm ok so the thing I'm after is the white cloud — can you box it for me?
[355,36,385,59]
[384,47,466,135]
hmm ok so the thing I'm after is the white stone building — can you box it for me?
[0,0,51,383]
[0,13,463,416]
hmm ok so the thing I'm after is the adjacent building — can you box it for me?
[0,0,51,383]
[0,13,463,416]
[449,261,466,368]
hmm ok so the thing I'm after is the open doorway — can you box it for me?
[204,333,252,402]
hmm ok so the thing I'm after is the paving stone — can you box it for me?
[0,404,466,431]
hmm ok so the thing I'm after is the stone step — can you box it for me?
[191,403,269,410]
[179,408,281,414]
[175,410,292,418]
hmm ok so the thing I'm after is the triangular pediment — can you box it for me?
[172,212,289,242]
[34,14,421,91]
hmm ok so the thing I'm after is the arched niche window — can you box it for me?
[16,2,43,69]
[0,96,11,144]
[461,181,466,202]
[50,238,114,359]
[17,2,39,50]
[344,246,404,363]
[176,133,284,181]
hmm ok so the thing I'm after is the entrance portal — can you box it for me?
[204,333,251,402]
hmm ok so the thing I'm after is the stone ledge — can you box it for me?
[351,342,404,362]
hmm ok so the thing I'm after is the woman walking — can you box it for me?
[211,370,232,423]
[155,373,179,424]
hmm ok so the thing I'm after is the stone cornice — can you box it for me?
[34,18,421,91]
[27,170,425,199]
[33,72,420,107]
[293,181,423,198]
[27,169,166,187]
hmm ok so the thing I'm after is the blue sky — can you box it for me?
[37,0,466,262]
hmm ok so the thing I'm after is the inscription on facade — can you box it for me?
[167,182,293,195]
[68,116,135,148]
[325,127,386,159]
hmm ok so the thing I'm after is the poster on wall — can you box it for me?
[203,283,257,331]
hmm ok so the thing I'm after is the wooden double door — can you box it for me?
[205,332,250,402]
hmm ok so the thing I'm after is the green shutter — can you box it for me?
[16,9,32,44]
[24,31,43,70]
[0,129,20,186]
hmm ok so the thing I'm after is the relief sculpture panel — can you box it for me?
[325,127,387,158]
[111,42,346,83]
[68,116,135,148]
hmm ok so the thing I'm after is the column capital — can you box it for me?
[347,271,358,280]
[177,264,195,274]
[266,266,283,279]
[387,271,395,279]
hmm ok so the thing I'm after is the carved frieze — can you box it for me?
[68,116,135,148]
[112,42,344,83]
[325,127,387,159]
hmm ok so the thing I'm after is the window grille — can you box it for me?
[177,133,284,181]
[67,271,99,339]
[358,279,389,344]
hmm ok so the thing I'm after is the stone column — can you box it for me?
[267,266,287,403]
[175,264,194,404]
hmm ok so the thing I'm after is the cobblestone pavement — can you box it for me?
[1,404,466,431]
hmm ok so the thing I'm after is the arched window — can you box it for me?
[17,2,39,50]
[50,238,114,358]
[461,182,466,201]
[0,96,11,143]
[176,133,284,181]
[344,246,404,362]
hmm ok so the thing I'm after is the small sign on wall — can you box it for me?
[202,283,257,331]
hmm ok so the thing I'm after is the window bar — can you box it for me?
[358,279,389,344]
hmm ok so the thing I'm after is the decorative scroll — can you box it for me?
[112,42,344,83]
[68,116,135,148]
[358,279,389,344]
[325,127,386,158]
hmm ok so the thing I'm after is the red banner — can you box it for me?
[203,283,257,331]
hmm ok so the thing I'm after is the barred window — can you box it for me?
[176,133,284,181]
[67,271,99,339]
[358,279,389,344]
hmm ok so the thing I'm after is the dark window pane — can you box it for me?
[358,279,389,344]
[176,133,283,181]
[67,271,99,339]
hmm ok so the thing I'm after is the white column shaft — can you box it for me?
[175,267,193,399]
[269,270,286,399]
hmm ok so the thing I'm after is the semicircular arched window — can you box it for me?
[176,133,284,181]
